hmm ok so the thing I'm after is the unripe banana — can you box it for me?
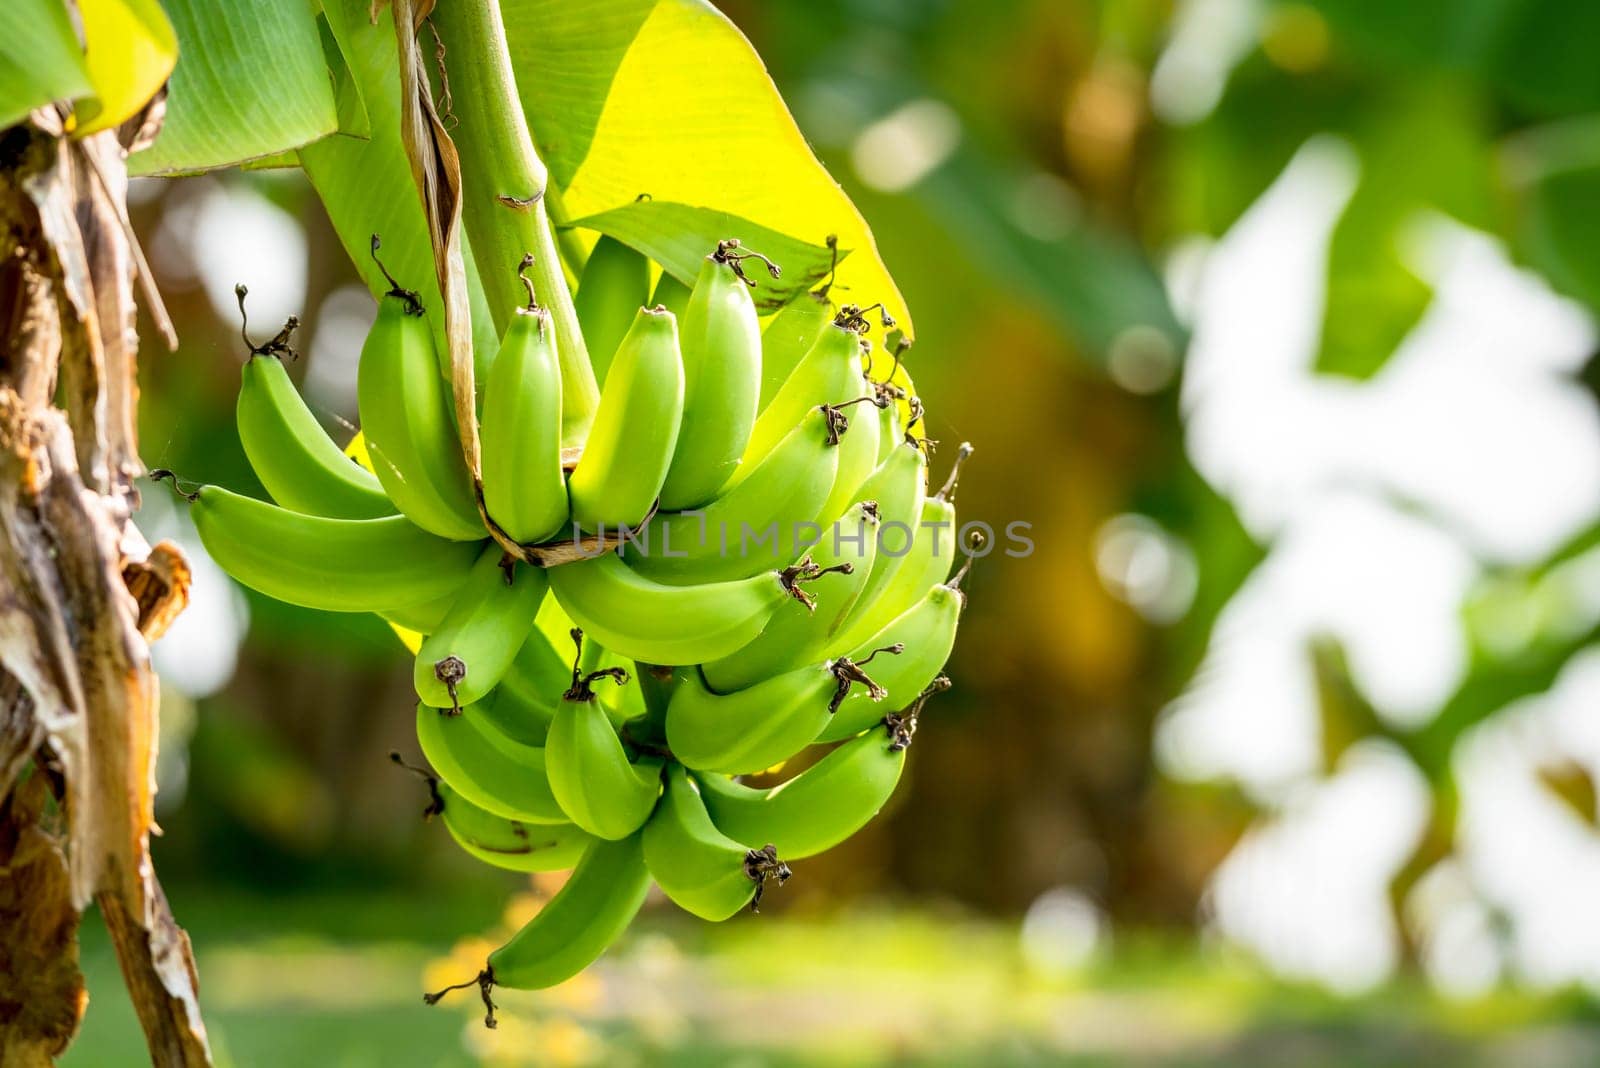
[480,289,568,545]
[666,640,899,775]
[356,240,483,541]
[379,590,456,635]
[169,481,481,614]
[548,551,830,665]
[627,405,842,586]
[545,634,662,840]
[574,236,650,384]
[436,781,593,873]
[816,383,881,526]
[482,625,574,745]
[701,500,880,692]
[818,573,966,743]
[833,443,965,651]
[643,764,790,920]
[567,306,685,531]
[414,547,548,710]
[414,702,566,824]
[484,833,651,990]
[658,244,766,509]
[827,441,929,653]
[236,352,395,519]
[695,685,945,859]
[742,319,865,477]
[759,290,831,409]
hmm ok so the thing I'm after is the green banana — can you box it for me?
[758,290,831,409]
[826,441,929,653]
[666,642,899,775]
[480,284,568,545]
[356,238,483,541]
[484,625,574,744]
[816,377,882,527]
[700,500,880,693]
[833,442,965,652]
[658,244,766,510]
[567,306,685,531]
[695,682,946,859]
[627,405,842,586]
[741,314,864,473]
[436,781,593,873]
[169,481,481,613]
[574,235,651,384]
[643,764,790,920]
[548,551,829,665]
[236,352,395,519]
[818,569,967,742]
[545,632,662,839]
[414,546,548,710]
[485,833,651,991]
[414,702,566,824]
[379,590,457,634]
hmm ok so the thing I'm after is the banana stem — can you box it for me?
[428,2,599,448]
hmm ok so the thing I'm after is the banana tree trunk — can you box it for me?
[0,107,210,1066]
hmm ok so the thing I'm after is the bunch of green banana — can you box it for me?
[172,233,975,1008]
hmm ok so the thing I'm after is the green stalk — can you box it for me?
[429,1,599,446]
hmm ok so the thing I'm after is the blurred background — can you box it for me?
[68,0,1600,1064]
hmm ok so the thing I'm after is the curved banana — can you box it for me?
[826,441,929,653]
[701,500,880,693]
[816,378,881,527]
[356,240,482,541]
[484,833,652,990]
[236,352,395,519]
[568,305,685,531]
[482,625,574,744]
[173,482,481,613]
[574,235,651,384]
[548,551,827,665]
[414,702,566,824]
[628,405,842,586]
[818,571,967,742]
[659,243,765,510]
[694,684,945,859]
[378,589,456,635]
[833,442,964,651]
[436,781,593,873]
[642,764,790,920]
[545,634,662,839]
[414,547,548,710]
[480,290,568,545]
[742,314,864,472]
[758,290,831,409]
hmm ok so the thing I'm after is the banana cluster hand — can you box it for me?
[170,236,972,1013]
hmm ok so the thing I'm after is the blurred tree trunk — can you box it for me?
[0,109,211,1065]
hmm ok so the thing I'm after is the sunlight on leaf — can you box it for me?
[503,0,914,336]
[73,0,176,136]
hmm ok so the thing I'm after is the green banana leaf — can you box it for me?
[0,0,92,130]
[129,0,338,175]
[500,0,915,335]
[565,201,842,314]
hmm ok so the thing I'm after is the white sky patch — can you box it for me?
[1405,859,1503,998]
[851,99,961,194]
[304,282,377,426]
[186,179,308,333]
[1205,741,1430,993]
[1149,0,1263,126]
[138,492,250,700]
[1455,650,1600,992]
